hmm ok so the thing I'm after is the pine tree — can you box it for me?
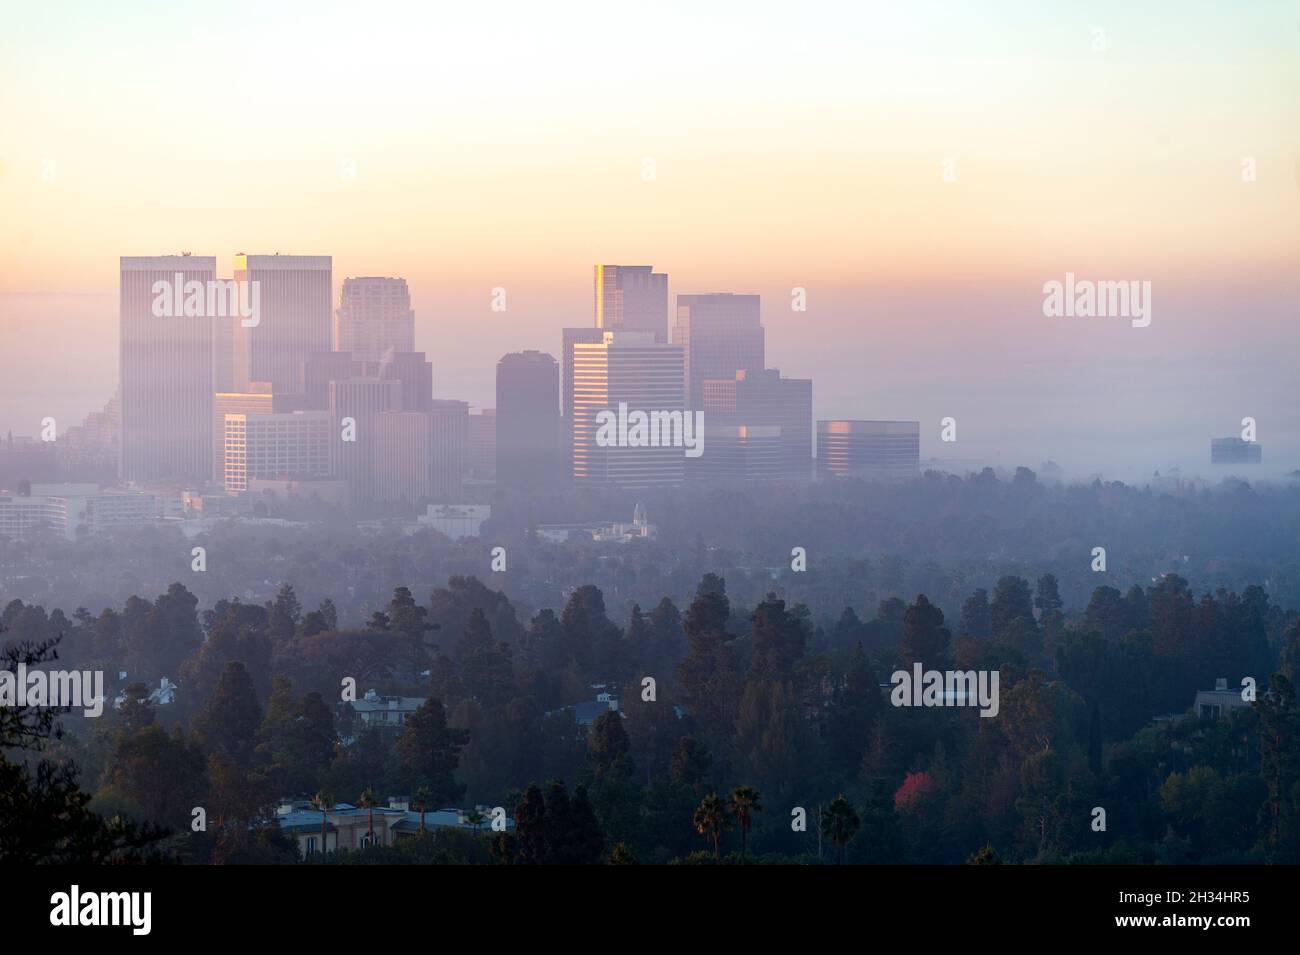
[394,695,469,805]
[900,594,950,668]
[194,661,264,768]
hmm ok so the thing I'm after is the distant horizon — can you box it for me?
[3,1,1297,480]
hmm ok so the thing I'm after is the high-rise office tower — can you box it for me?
[595,265,669,342]
[378,350,433,412]
[702,368,812,479]
[329,378,400,505]
[817,420,920,479]
[468,409,496,480]
[571,331,686,488]
[373,402,468,506]
[303,351,364,411]
[374,411,433,505]
[212,280,239,393]
[561,327,605,476]
[223,410,331,492]
[673,293,764,408]
[120,255,216,483]
[496,350,560,488]
[335,276,415,361]
[428,400,469,501]
[233,254,332,394]
[213,384,273,484]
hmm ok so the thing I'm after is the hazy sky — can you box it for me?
[1,1,1297,478]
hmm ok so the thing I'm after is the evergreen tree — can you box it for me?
[194,661,264,768]
[959,589,992,640]
[267,583,302,642]
[749,593,808,678]
[900,594,950,668]
[513,783,547,864]
[990,576,1036,643]
[393,695,469,804]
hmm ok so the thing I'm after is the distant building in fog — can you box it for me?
[817,420,920,480]
[303,351,364,411]
[372,401,469,508]
[497,350,560,488]
[428,400,469,502]
[223,411,331,492]
[120,255,216,483]
[414,504,490,539]
[330,378,401,505]
[374,411,434,505]
[214,385,273,483]
[702,368,812,479]
[335,276,415,361]
[233,254,332,394]
[690,424,782,483]
[673,293,764,408]
[1211,437,1261,465]
[468,409,496,480]
[571,332,686,488]
[561,327,605,477]
[378,350,433,412]
[595,265,669,342]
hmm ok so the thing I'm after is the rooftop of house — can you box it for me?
[275,802,511,833]
[351,692,426,713]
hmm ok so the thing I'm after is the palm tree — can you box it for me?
[693,792,730,861]
[311,791,332,857]
[358,787,379,846]
[728,786,763,863]
[412,786,433,834]
[820,795,860,865]
[465,807,485,836]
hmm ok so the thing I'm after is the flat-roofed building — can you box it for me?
[817,419,920,480]
[329,378,401,505]
[673,293,764,408]
[120,255,216,483]
[468,409,496,480]
[571,331,687,488]
[1210,437,1262,465]
[595,265,669,342]
[690,424,782,483]
[233,254,332,394]
[703,368,812,480]
[214,385,273,484]
[497,350,561,488]
[223,411,332,493]
[428,400,469,502]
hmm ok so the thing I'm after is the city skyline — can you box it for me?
[1,252,1295,486]
[2,3,1297,478]
[4,0,1300,897]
